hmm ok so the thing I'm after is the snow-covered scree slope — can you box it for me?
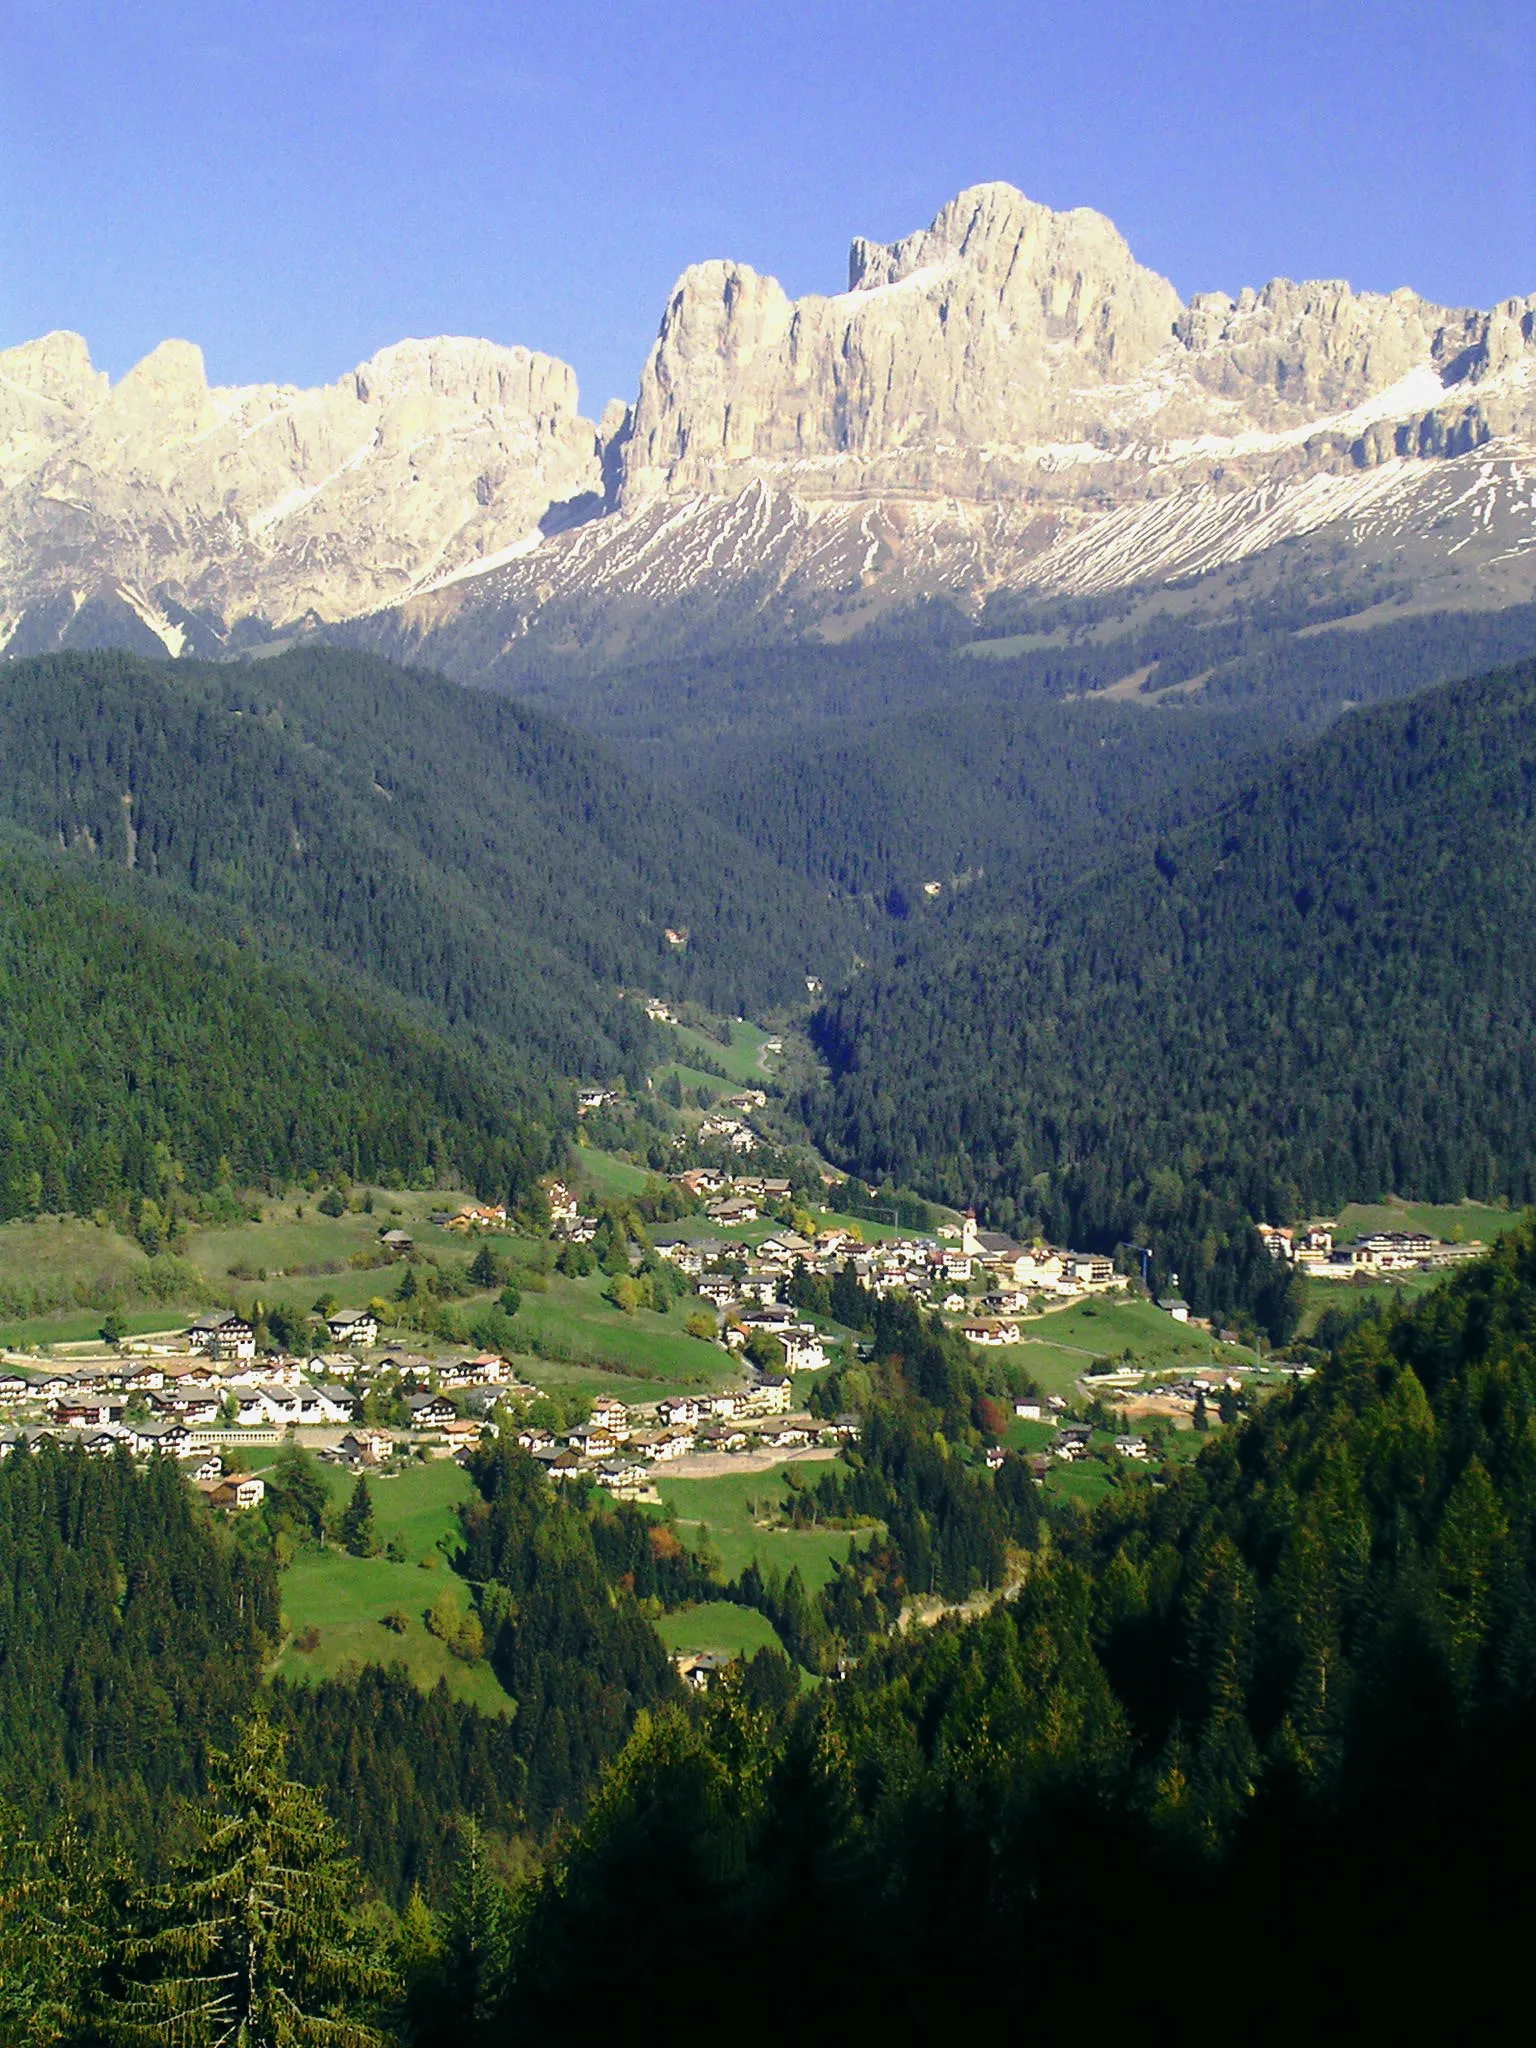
[353,439,1536,678]
[3,183,1534,661]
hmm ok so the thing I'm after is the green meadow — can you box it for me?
[571,1147,654,1203]
[1044,1460,1116,1510]
[512,1268,733,1389]
[1003,1417,1059,1453]
[971,1295,1258,1402]
[655,1604,787,1663]
[270,1458,514,1715]
[0,1215,152,1288]
[665,1018,780,1088]
[656,1461,863,1592]
[1295,1269,1442,1340]
[1327,1197,1520,1245]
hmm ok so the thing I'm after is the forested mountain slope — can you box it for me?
[0,841,560,1218]
[0,1442,534,1906]
[0,1444,273,1839]
[697,694,1281,911]
[501,1218,1536,2030]
[0,649,861,1082]
[812,657,1536,1305]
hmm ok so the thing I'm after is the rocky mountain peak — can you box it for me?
[0,329,601,654]
[0,331,111,492]
[1,328,105,406]
[115,337,209,403]
[3,183,1533,664]
[619,183,1193,505]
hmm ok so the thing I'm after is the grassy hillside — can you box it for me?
[813,657,1536,1323]
[272,1460,513,1716]
[655,1464,864,1592]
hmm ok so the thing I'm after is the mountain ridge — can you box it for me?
[3,182,1534,665]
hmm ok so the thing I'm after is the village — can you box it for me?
[0,1144,1482,1517]
[1254,1221,1486,1275]
[0,1292,829,1510]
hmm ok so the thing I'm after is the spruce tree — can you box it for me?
[114,1712,390,2047]
[467,1245,500,1290]
[341,1476,378,1559]
[437,1819,510,2042]
[0,1810,121,2046]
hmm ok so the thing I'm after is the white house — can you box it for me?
[962,1317,1021,1347]
[186,1312,256,1362]
[236,1382,352,1428]
[744,1377,792,1415]
[336,1429,393,1467]
[589,1396,631,1438]
[325,1307,378,1348]
[207,1474,266,1511]
[781,1330,828,1373]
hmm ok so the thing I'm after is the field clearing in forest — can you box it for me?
[270,1459,513,1714]
[656,1604,787,1663]
[657,1461,864,1591]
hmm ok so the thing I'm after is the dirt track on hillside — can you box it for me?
[664,1444,838,1480]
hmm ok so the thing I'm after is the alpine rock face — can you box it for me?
[0,332,601,658]
[3,182,1535,667]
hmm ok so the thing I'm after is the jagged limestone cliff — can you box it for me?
[617,183,1536,507]
[2,183,1533,660]
[0,332,601,654]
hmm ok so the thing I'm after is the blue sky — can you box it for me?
[2,0,1533,414]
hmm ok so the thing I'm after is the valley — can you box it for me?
[3,129,1536,2039]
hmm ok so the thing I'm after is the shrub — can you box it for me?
[451,1614,485,1662]
[424,1588,461,1640]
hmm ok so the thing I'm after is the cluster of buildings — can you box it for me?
[654,1183,1126,1352]
[0,1320,523,1481]
[1046,1422,1151,1465]
[1257,1224,1484,1277]
[514,1379,833,1497]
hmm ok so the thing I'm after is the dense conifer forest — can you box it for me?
[811,658,1536,1325]
[0,647,862,1081]
[0,1443,274,1840]
[696,693,1280,909]
[0,843,561,1219]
